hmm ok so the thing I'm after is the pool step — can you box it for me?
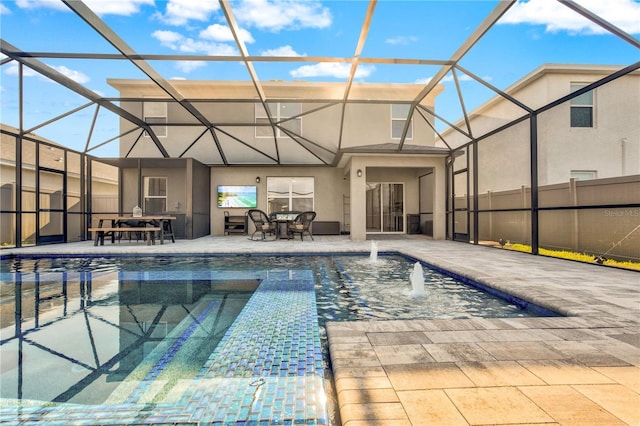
[106,295,225,405]
[177,270,327,424]
[124,298,221,405]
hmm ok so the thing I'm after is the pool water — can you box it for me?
[0,253,557,424]
[0,271,255,405]
[317,255,542,321]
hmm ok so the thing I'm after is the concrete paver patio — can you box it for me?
[3,235,639,425]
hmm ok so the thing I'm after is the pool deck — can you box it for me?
[3,235,639,425]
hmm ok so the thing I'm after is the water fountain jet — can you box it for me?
[369,241,378,263]
[408,262,425,297]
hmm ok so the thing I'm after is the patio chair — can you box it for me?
[247,209,277,240]
[288,211,316,241]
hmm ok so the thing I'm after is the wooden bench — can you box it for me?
[88,227,161,246]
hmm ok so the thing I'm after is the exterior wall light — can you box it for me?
[357,169,363,177]
[256,176,261,183]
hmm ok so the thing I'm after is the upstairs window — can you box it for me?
[570,83,594,128]
[143,101,168,137]
[255,101,302,138]
[391,104,413,139]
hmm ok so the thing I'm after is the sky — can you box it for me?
[1,0,639,157]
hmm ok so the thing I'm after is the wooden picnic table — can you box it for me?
[90,215,176,246]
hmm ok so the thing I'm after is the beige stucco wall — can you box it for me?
[210,166,347,236]
[117,100,438,162]
[110,80,442,164]
[538,73,640,184]
[342,103,436,148]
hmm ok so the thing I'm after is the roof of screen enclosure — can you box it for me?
[1,0,639,166]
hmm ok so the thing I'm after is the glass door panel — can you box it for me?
[39,211,64,237]
[453,170,469,241]
[383,184,404,232]
[366,184,381,232]
[38,169,65,244]
[21,213,36,246]
[366,183,404,233]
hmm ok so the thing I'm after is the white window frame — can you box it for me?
[255,101,302,138]
[143,101,168,138]
[143,176,167,213]
[266,177,314,214]
[391,104,413,139]
[570,83,594,128]
[570,170,597,181]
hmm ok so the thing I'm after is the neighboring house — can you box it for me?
[435,64,639,260]
[0,124,119,246]
[438,64,640,193]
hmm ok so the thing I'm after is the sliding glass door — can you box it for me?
[366,183,404,233]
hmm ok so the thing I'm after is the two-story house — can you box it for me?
[107,79,448,240]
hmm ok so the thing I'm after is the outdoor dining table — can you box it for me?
[91,215,176,245]
[272,213,298,239]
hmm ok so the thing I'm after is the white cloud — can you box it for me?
[501,0,640,35]
[152,30,184,49]
[442,74,476,83]
[234,0,332,32]
[200,24,255,44]
[0,3,11,14]
[152,30,239,55]
[415,74,482,85]
[261,45,304,56]
[15,0,66,11]
[157,0,220,26]
[386,35,418,45]
[290,63,374,79]
[50,65,90,84]
[4,62,40,77]
[83,0,154,16]
[175,60,206,73]
[16,0,153,15]
[179,39,238,56]
[3,62,89,84]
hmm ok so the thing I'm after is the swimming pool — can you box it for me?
[0,253,558,424]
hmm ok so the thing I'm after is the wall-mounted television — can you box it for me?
[217,185,258,208]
